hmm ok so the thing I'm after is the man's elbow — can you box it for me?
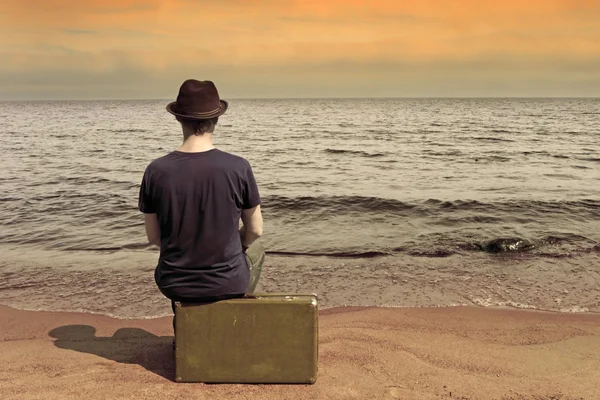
[147,235,161,246]
[249,224,263,238]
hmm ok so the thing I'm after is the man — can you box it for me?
[138,79,264,317]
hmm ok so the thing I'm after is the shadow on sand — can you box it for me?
[48,325,174,380]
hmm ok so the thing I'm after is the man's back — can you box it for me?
[139,148,261,300]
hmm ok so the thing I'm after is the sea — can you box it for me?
[0,98,598,318]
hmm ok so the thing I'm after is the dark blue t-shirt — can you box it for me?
[138,149,261,301]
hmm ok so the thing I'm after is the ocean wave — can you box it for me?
[63,243,152,252]
[259,195,599,256]
[262,195,600,217]
[578,157,600,162]
[408,249,457,257]
[97,128,149,133]
[266,250,390,258]
[472,137,515,142]
[262,195,417,213]
[264,240,599,258]
[324,148,386,158]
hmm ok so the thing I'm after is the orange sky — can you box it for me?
[1,0,599,99]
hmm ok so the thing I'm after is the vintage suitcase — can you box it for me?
[174,294,318,384]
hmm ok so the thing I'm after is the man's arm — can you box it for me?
[144,213,161,246]
[240,205,263,249]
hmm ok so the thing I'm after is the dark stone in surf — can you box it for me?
[482,238,534,253]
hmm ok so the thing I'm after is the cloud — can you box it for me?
[0,0,599,99]
[64,29,97,35]
[1,47,598,100]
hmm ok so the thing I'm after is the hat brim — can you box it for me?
[166,100,228,120]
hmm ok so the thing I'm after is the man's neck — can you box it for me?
[177,134,215,153]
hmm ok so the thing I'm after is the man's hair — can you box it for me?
[177,116,219,135]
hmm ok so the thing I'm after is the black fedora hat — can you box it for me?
[166,79,228,120]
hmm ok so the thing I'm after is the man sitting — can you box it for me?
[138,79,264,329]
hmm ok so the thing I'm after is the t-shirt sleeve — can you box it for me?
[138,167,156,214]
[242,161,261,210]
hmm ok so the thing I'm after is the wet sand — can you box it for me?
[1,304,599,399]
[2,250,599,318]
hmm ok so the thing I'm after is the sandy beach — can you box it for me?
[1,304,599,400]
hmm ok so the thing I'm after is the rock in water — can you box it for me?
[483,238,534,253]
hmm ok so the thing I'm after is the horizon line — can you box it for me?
[1,95,599,102]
